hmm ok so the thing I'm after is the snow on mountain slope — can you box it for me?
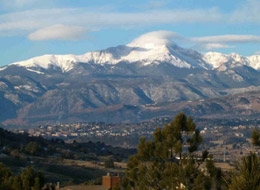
[203,52,231,69]
[0,67,6,71]
[203,52,260,70]
[230,53,248,64]
[248,55,260,70]
[79,31,205,68]
[9,31,207,71]
[118,44,193,68]
[12,54,79,72]
[114,31,208,68]
[4,31,260,73]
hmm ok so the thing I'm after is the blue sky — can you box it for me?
[0,0,260,67]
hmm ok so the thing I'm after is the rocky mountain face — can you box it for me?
[1,32,260,126]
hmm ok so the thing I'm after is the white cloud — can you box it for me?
[0,8,222,39]
[199,43,231,50]
[28,24,86,41]
[1,0,37,8]
[191,34,260,51]
[99,8,222,25]
[127,31,252,51]
[0,0,259,41]
[147,1,167,8]
[128,31,181,48]
[0,8,78,36]
[193,35,260,43]
[13,0,35,6]
[230,0,260,23]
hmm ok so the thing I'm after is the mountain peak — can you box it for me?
[11,54,78,72]
[248,55,260,70]
[3,31,210,71]
[203,52,230,68]
[3,31,260,73]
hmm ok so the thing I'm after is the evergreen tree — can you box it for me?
[0,163,12,190]
[224,128,260,189]
[10,176,22,190]
[251,129,260,147]
[104,156,115,168]
[25,141,43,156]
[123,112,216,189]
[228,153,260,190]
[20,166,35,190]
[20,166,45,190]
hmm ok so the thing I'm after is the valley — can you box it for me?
[1,114,259,189]
[1,31,260,189]
[8,115,260,162]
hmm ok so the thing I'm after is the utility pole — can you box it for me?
[223,140,226,163]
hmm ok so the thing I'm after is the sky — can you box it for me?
[0,0,260,67]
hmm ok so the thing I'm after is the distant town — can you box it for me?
[9,117,260,164]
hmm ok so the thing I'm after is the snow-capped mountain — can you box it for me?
[9,32,208,71]
[3,31,259,74]
[248,55,260,70]
[11,54,79,72]
[202,52,260,70]
[1,31,260,126]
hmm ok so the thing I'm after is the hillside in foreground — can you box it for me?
[0,127,135,185]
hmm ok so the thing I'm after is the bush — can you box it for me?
[104,157,114,168]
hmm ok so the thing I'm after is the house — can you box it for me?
[102,173,120,190]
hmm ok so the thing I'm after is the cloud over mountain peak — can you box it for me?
[127,31,179,49]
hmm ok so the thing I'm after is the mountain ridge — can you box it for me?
[0,31,260,126]
[1,31,259,73]
[5,46,260,72]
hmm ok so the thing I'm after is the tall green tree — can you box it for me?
[104,156,115,168]
[0,163,12,190]
[251,129,260,147]
[24,141,43,156]
[228,153,260,190]
[20,166,45,190]
[10,176,22,190]
[122,112,216,190]
[224,128,260,189]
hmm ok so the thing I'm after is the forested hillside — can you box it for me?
[0,127,135,187]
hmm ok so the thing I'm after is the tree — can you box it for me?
[10,176,22,190]
[20,166,35,190]
[0,163,45,190]
[112,182,121,190]
[228,153,260,190]
[225,128,260,189]
[0,163,12,190]
[122,112,215,190]
[251,129,260,147]
[25,141,43,156]
[104,156,115,168]
[20,166,45,190]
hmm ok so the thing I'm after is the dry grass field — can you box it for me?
[214,162,234,172]
[62,158,127,170]
[60,185,106,190]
